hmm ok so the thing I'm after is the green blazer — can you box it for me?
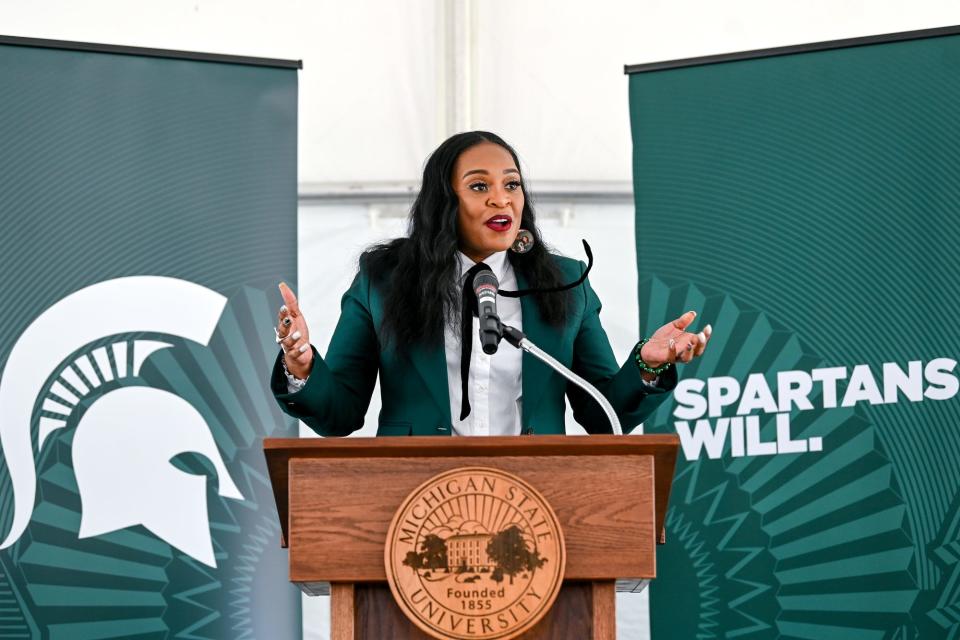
[271,256,676,436]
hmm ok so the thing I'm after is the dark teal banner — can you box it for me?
[0,41,301,638]
[630,32,960,638]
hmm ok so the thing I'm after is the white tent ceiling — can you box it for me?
[3,0,959,188]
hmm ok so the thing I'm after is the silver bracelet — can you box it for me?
[281,355,308,390]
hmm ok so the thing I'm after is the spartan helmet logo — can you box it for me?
[0,276,244,567]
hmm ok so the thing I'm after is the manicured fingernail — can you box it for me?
[705,324,712,336]
[279,282,287,290]
[689,310,697,317]
[298,344,309,353]
[698,331,706,343]
[291,331,301,340]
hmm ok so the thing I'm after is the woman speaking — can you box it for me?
[270,131,711,437]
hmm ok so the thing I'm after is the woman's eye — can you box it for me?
[506,180,522,191]
[469,182,488,192]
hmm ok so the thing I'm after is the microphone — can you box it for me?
[473,269,501,354]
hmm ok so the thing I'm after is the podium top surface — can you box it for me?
[264,434,680,548]
[264,433,679,458]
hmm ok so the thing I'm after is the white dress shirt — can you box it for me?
[445,250,523,437]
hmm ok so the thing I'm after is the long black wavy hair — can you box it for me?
[363,131,570,348]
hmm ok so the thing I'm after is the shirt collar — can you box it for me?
[457,249,510,283]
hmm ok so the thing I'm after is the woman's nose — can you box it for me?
[486,187,511,208]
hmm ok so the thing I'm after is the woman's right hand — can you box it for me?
[277,282,314,379]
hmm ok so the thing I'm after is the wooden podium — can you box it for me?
[264,434,679,639]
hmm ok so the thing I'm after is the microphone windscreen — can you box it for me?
[473,269,498,291]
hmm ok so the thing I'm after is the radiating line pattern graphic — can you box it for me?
[37,340,169,449]
[0,286,300,640]
[643,279,917,639]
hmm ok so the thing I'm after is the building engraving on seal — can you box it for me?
[386,467,566,640]
[446,533,494,571]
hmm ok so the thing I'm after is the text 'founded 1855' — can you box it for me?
[385,467,566,640]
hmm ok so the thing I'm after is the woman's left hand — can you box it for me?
[640,310,712,368]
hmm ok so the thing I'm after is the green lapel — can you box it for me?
[409,342,451,428]
[516,270,563,430]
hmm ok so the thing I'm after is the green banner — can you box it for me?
[630,32,960,638]
[0,40,301,638]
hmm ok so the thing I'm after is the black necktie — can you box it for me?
[459,262,490,421]
[454,241,594,421]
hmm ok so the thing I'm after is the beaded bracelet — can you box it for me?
[634,338,672,376]
[281,355,308,390]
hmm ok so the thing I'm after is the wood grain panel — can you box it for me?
[591,581,615,640]
[288,455,655,584]
[331,583,355,640]
[265,434,679,549]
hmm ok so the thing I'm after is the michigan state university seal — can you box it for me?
[385,467,566,640]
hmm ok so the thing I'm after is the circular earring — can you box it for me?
[510,229,534,254]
